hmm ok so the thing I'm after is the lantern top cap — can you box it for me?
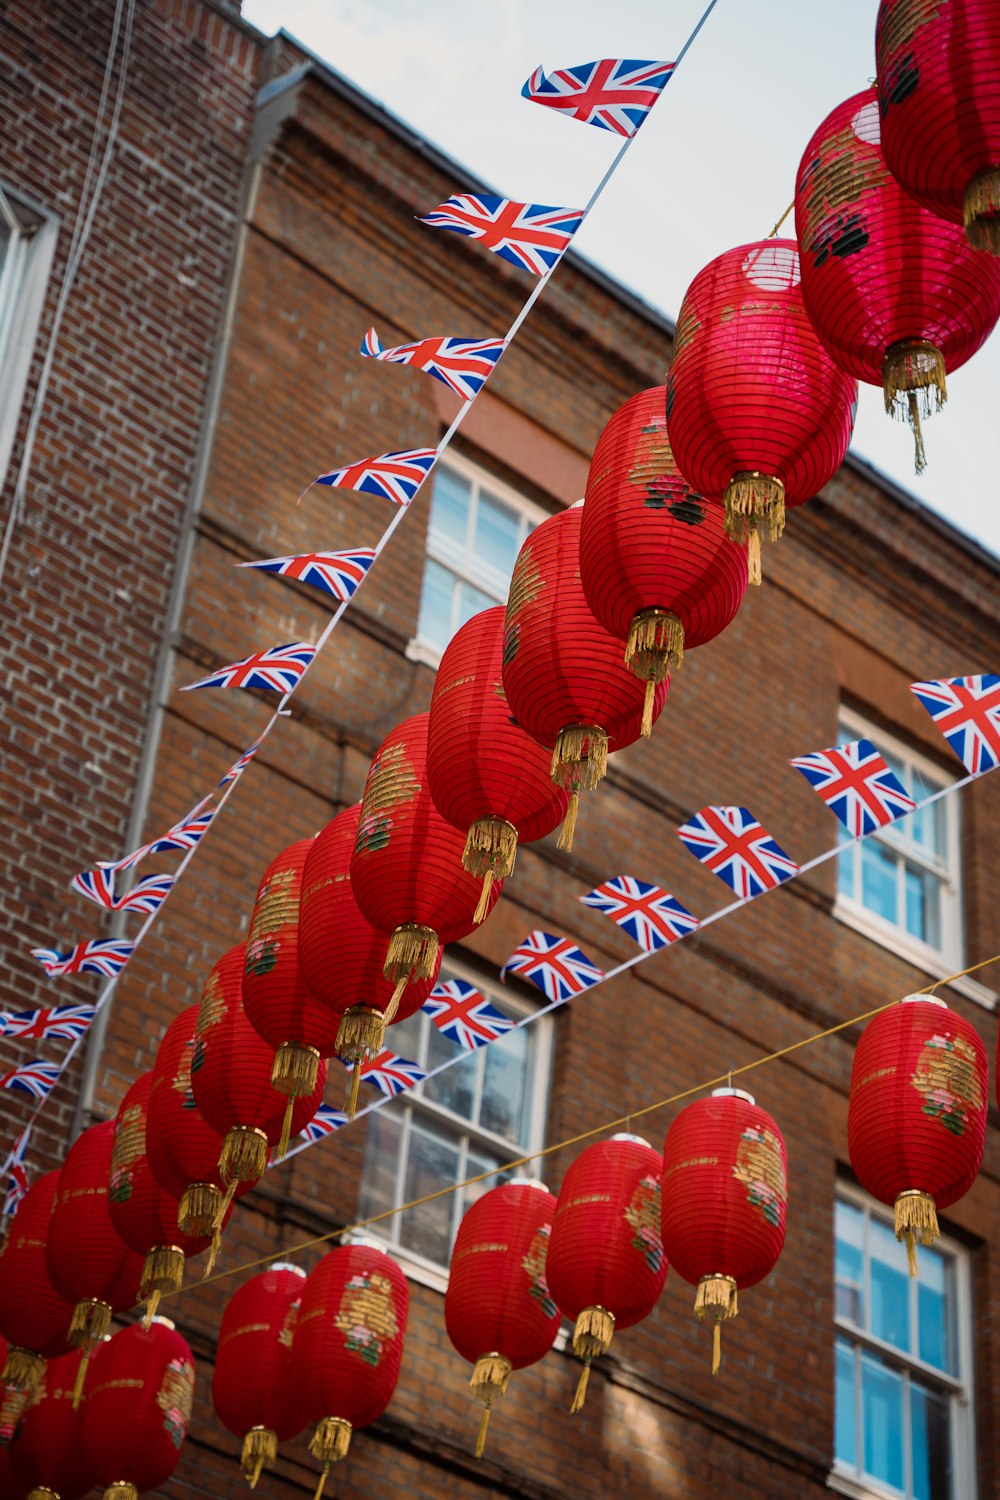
[901,994,948,1009]
[340,1233,388,1253]
[505,1177,548,1191]
[610,1133,652,1146]
[269,1261,307,1278]
[711,1087,756,1105]
[150,1316,176,1329]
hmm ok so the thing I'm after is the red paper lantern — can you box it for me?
[290,1241,408,1499]
[876,0,1000,253]
[0,1433,27,1500]
[79,1318,195,1500]
[427,606,571,915]
[243,840,343,1156]
[212,1261,306,1486]
[350,712,502,998]
[109,1072,213,1323]
[546,1134,667,1411]
[795,88,1000,472]
[660,1089,788,1373]
[501,507,668,844]
[849,995,987,1275]
[580,387,748,698]
[191,944,327,1222]
[45,1123,144,1389]
[10,1348,94,1500]
[0,1172,74,1394]
[147,1003,252,1253]
[0,1335,29,1450]
[300,804,440,1114]
[665,239,858,582]
[445,1179,561,1457]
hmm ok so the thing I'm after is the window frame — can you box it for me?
[406,449,550,669]
[357,955,553,1294]
[0,181,59,494]
[833,706,965,979]
[831,1180,977,1500]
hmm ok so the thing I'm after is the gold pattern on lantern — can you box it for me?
[798,126,890,247]
[197,968,227,1034]
[626,418,671,489]
[910,1032,983,1135]
[334,1270,398,1358]
[111,1103,146,1173]
[878,0,944,57]
[248,867,297,945]
[156,1356,195,1434]
[360,742,421,826]
[170,1044,194,1101]
[277,1299,300,1351]
[505,544,543,621]
[672,304,701,355]
[732,1125,787,1226]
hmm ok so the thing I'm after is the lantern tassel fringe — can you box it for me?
[276,1096,295,1162]
[570,1306,616,1414]
[464,816,518,883]
[310,1417,352,1468]
[626,609,682,737]
[551,725,608,791]
[556,789,580,853]
[723,474,786,587]
[883,340,946,475]
[272,1042,321,1098]
[241,1427,278,1489]
[71,1350,90,1410]
[895,1190,939,1277]
[178,1181,222,1238]
[641,679,657,740]
[694,1274,739,1376]
[336,1007,385,1064]
[104,1486,140,1500]
[218,1125,269,1197]
[345,1062,363,1120]
[206,1221,223,1277]
[964,167,1000,255]
[384,924,439,985]
[68,1298,112,1350]
[141,1245,185,1327]
[470,1353,512,1459]
[1,1345,45,1394]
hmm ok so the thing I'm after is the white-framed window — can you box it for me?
[357,960,552,1288]
[0,182,58,490]
[408,452,548,666]
[835,707,962,971]
[833,1184,975,1500]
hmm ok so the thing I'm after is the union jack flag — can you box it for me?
[71,869,175,915]
[910,675,1000,776]
[423,979,515,1050]
[360,330,504,402]
[298,1103,349,1143]
[677,806,799,899]
[237,548,377,599]
[217,731,268,789]
[357,1051,427,1098]
[99,806,217,878]
[0,1061,61,1100]
[579,876,700,953]
[316,450,437,507]
[500,931,603,1003]
[30,940,135,978]
[0,1004,96,1042]
[420,195,584,276]
[522,58,676,137]
[790,739,916,836]
[181,642,317,693]
[2,1127,31,1217]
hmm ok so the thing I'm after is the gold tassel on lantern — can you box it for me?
[556,787,580,853]
[1,1345,45,1394]
[178,1181,222,1239]
[337,1007,385,1118]
[570,1306,615,1414]
[140,1244,185,1327]
[214,1126,269,1230]
[694,1274,738,1376]
[626,609,682,737]
[464,817,519,924]
[67,1298,113,1408]
[469,1352,512,1460]
[963,167,1000,255]
[723,473,785,587]
[894,1189,940,1277]
[308,1416,352,1500]
[104,1485,140,1500]
[271,1043,321,1160]
[241,1425,279,1489]
[882,339,946,475]
[551,725,608,791]
[384,924,439,986]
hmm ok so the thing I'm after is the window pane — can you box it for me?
[837,825,855,901]
[479,1027,530,1143]
[835,1198,865,1326]
[861,838,900,924]
[917,1250,954,1374]
[463,1144,504,1217]
[861,1350,905,1492]
[428,467,471,548]
[0,218,11,276]
[398,1117,461,1264]
[357,1110,403,1233]
[457,579,495,628]
[905,863,941,948]
[911,1381,951,1500]
[417,557,456,651]
[870,1217,910,1352]
[835,1337,858,1470]
[391,1012,425,1065]
[474,491,521,579]
[908,767,945,857]
[421,1027,476,1121]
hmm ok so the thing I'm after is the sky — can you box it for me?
[242,0,1000,558]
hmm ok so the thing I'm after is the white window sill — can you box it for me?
[405,636,443,670]
[827,1469,899,1500]
[833,898,996,1011]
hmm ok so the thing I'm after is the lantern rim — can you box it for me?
[268,1261,307,1277]
[900,994,948,1008]
[505,1177,548,1190]
[610,1132,652,1146]
[711,1087,756,1104]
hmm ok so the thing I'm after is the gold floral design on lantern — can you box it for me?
[521,1222,558,1318]
[879,0,944,57]
[277,1298,301,1350]
[732,1125,787,1228]
[910,1033,983,1136]
[156,1356,195,1450]
[334,1270,398,1366]
[355,741,420,856]
[196,968,227,1035]
[506,545,543,623]
[109,1102,145,1203]
[624,1175,664,1273]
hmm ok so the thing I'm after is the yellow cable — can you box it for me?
[767,199,796,238]
[163,952,998,1298]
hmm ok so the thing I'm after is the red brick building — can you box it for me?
[3,10,1000,1500]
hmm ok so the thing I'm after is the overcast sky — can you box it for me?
[242,0,1000,559]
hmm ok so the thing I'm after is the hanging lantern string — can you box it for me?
[160,950,999,1301]
[767,199,795,238]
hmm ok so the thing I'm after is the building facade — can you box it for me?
[2,9,1000,1500]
